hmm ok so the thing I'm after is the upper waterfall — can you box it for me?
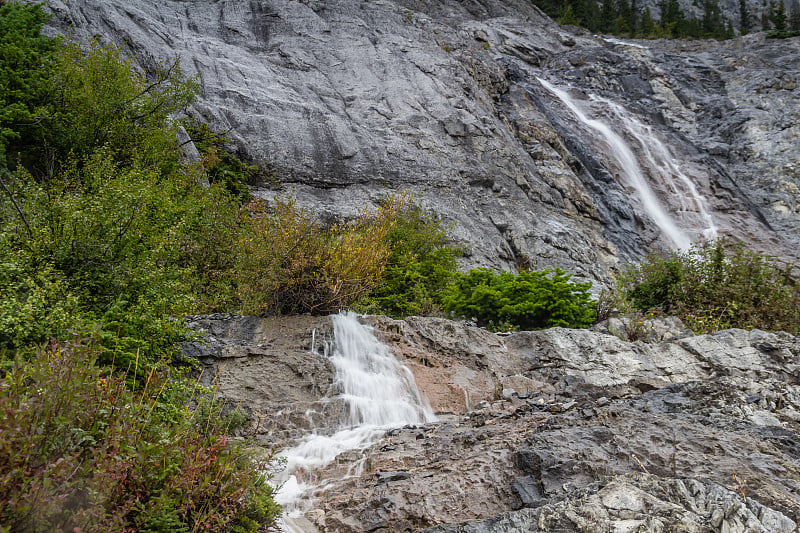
[537,77,718,250]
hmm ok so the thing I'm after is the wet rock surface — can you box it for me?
[46,1,800,286]
[181,314,342,445]
[183,315,800,531]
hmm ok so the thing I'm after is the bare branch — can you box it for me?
[0,169,32,238]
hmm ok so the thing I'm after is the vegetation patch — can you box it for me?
[0,341,278,533]
[443,268,596,331]
[615,240,800,334]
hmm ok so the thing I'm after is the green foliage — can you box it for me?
[17,37,197,180]
[0,154,243,374]
[529,0,736,39]
[185,120,261,201]
[357,201,466,318]
[616,240,800,334]
[766,28,800,36]
[0,1,58,170]
[0,341,279,533]
[443,268,596,331]
[0,245,80,353]
[0,19,281,532]
[771,0,788,30]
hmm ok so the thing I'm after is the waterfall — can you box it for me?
[537,77,716,249]
[275,311,434,531]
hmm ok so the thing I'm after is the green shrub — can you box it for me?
[0,14,281,531]
[0,341,280,533]
[617,239,800,334]
[0,1,58,170]
[443,268,596,331]
[357,200,466,318]
[39,38,196,180]
[185,120,262,201]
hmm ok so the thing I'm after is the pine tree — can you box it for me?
[772,0,788,29]
[790,0,800,30]
[558,3,579,25]
[601,0,616,32]
[739,0,752,33]
[703,0,723,36]
[641,5,656,34]
[586,0,602,32]
[629,0,640,34]
[762,0,772,29]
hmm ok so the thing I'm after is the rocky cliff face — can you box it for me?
[183,313,800,532]
[46,0,800,287]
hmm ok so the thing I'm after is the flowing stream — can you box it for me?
[537,77,717,249]
[274,311,435,532]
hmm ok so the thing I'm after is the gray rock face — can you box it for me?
[46,0,800,287]
[182,314,800,532]
[181,314,343,444]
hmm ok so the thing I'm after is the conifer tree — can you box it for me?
[739,0,752,33]
[628,0,640,33]
[772,0,788,29]
[790,0,800,30]
[601,0,616,32]
[641,6,656,34]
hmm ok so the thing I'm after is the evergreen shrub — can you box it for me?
[443,268,596,331]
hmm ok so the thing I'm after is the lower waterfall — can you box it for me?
[274,311,435,532]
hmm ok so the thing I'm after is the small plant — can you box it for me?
[732,473,747,501]
[443,268,596,331]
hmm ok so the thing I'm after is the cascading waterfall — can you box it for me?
[537,77,716,249]
[595,94,718,242]
[275,311,435,531]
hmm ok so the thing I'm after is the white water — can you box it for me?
[275,311,435,531]
[537,77,716,250]
[595,95,718,242]
[601,36,649,49]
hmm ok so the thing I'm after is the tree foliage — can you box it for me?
[0,1,57,169]
[531,0,735,39]
[443,268,596,331]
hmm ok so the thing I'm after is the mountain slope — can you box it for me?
[46,0,800,284]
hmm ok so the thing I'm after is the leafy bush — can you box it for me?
[236,197,400,315]
[357,201,466,318]
[0,341,279,533]
[617,239,800,334]
[38,38,196,179]
[185,120,263,201]
[1,154,244,375]
[0,1,58,169]
[0,10,282,531]
[443,268,596,331]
